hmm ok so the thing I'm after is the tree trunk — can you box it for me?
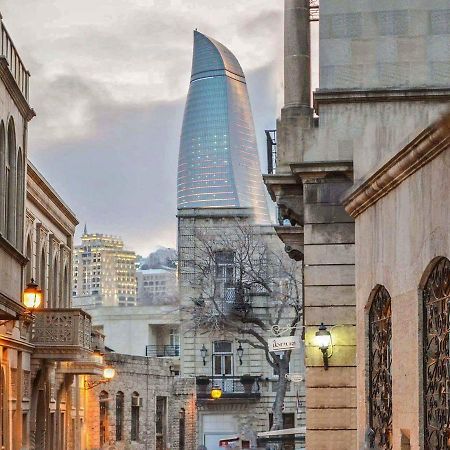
[271,358,290,431]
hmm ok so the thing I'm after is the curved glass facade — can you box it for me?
[177,31,269,223]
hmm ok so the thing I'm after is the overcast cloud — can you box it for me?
[0,1,284,254]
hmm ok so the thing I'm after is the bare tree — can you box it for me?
[186,221,303,431]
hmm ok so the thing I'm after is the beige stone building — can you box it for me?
[84,353,196,450]
[72,233,137,308]
[82,304,181,363]
[265,0,450,449]
[178,208,305,449]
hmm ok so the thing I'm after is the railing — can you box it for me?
[265,130,277,174]
[196,376,261,399]
[32,308,92,351]
[0,20,30,100]
[145,345,180,357]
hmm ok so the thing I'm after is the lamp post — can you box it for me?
[315,323,332,370]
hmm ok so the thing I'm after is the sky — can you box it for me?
[0,1,285,255]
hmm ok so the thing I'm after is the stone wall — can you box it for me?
[84,353,196,450]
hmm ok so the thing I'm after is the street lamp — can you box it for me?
[315,323,332,370]
[200,344,208,366]
[23,279,43,309]
[84,366,116,390]
[237,342,244,365]
[210,385,222,400]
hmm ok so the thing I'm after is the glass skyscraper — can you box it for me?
[177,31,269,223]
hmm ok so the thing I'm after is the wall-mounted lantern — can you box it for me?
[237,342,244,365]
[200,344,208,366]
[210,385,222,400]
[84,366,116,390]
[315,323,332,370]
[23,278,43,310]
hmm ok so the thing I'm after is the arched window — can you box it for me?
[15,147,24,249]
[179,408,185,450]
[115,391,124,441]
[99,391,109,447]
[51,255,58,308]
[368,285,392,449]
[131,392,140,441]
[423,257,450,448]
[0,122,5,234]
[62,265,69,308]
[39,248,46,305]
[25,234,33,284]
[6,118,16,243]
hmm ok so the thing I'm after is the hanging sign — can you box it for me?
[268,335,300,352]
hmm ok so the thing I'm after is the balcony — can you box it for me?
[196,376,261,401]
[31,309,93,360]
[145,345,180,357]
[0,20,29,100]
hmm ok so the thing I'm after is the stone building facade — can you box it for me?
[84,353,196,450]
[178,208,305,448]
[265,0,450,449]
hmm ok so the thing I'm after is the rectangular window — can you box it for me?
[156,397,167,450]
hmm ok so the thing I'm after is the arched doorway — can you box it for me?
[422,257,450,448]
[368,285,392,449]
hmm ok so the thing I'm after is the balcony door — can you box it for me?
[213,341,233,377]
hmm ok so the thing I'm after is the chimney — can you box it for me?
[284,0,311,111]
[276,0,312,171]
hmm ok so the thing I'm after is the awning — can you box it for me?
[257,427,306,437]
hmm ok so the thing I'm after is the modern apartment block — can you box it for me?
[136,267,177,305]
[72,232,137,307]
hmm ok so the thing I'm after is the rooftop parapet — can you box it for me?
[0,16,30,101]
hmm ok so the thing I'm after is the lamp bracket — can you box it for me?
[84,378,111,390]
[271,324,304,336]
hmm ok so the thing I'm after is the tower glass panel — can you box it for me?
[177,31,269,223]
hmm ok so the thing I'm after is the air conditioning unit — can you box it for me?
[132,397,143,407]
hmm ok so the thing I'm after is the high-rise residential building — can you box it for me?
[177,30,269,224]
[72,231,137,307]
[136,267,177,305]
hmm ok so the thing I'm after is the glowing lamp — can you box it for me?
[23,279,43,309]
[315,323,332,370]
[210,385,222,400]
[103,367,115,379]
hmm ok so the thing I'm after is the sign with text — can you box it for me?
[268,335,300,352]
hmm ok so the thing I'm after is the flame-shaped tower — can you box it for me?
[177,31,269,223]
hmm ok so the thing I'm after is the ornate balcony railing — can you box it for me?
[31,309,92,360]
[0,20,30,100]
[145,345,180,357]
[196,376,261,400]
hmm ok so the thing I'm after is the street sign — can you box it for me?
[268,335,300,352]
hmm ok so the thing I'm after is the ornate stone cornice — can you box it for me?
[0,288,26,319]
[290,161,353,182]
[344,112,450,218]
[274,225,304,261]
[0,56,35,121]
[314,87,450,113]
